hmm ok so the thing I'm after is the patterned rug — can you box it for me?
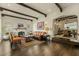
[21,40,45,48]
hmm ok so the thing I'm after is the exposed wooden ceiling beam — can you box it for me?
[55,15,77,21]
[0,7,3,11]
[0,7,38,20]
[17,3,47,17]
[2,14,33,21]
[55,3,62,12]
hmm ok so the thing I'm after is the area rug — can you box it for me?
[21,40,45,48]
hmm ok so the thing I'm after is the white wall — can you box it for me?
[33,5,61,37]
[0,10,2,42]
[2,16,33,35]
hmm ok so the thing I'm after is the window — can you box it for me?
[64,22,77,30]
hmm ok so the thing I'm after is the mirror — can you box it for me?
[53,15,78,40]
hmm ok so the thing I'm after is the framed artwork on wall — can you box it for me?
[18,23,24,28]
[37,21,44,30]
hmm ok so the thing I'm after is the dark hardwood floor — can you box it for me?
[11,41,79,56]
[1,40,79,56]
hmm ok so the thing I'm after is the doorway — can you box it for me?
[53,15,78,40]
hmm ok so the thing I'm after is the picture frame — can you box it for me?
[37,21,44,30]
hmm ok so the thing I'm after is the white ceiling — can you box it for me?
[59,3,79,10]
[26,3,58,14]
[0,3,79,21]
[0,3,59,20]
